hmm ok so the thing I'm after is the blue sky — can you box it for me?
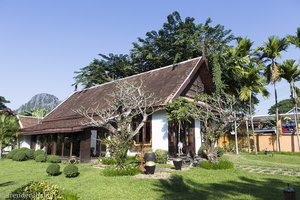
[0,0,299,114]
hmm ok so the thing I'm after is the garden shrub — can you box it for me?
[64,164,79,178]
[25,148,35,160]
[9,181,64,199]
[125,155,140,166]
[102,166,141,176]
[200,159,234,170]
[47,155,61,163]
[34,149,45,158]
[155,149,168,164]
[12,151,27,161]
[7,149,19,159]
[46,163,61,176]
[198,146,207,158]
[62,190,78,200]
[216,147,225,157]
[35,154,47,162]
[101,157,117,165]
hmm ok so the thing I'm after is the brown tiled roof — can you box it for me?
[22,56,212,135]
[18,116,39,128]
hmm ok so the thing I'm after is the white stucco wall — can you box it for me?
[151,110,168,151]
[195,119,202,155]
[19,135,31,148]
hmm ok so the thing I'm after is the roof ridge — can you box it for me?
[77,56,202,93]
[18,115,40,119]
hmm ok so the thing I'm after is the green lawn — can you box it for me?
[0,157,300,200]
[225,153,300,171]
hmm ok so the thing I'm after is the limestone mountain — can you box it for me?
[16,93,60,114]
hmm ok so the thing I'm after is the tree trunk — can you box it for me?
[234,111,239,154]
[245,119,251,152]
[0,143,2,159]
[274,82,280,152]
[250,96,257,154]
[292,82,300,151]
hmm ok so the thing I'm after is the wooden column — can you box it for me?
[80,130,91,162]
[31,135,37,150]
[51,134,57,155]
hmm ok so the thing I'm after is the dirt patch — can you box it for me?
[134,172,171,180]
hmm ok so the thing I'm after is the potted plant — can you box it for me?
[145,161,156,174]
[144,148,156,162]
[173,158,183,170]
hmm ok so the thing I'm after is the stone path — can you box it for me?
[236,164,300,177]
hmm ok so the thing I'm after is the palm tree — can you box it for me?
[239,65,269,154]
[258,36,288,152]
[287,28,300,49]
[223,37,255,154]
[280,59,300,151]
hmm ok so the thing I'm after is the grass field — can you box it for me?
[0,155,300,200]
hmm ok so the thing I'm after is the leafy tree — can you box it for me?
[19,108,48,118]
[190,93,235,161]
[0,113,19,158]
[75,12,235,94]
[74,54,138,88]
[0,96,10,110]
[131,11,234,94]
[166,98,194,153]
[257,36,288,152]
[268,99,296,114]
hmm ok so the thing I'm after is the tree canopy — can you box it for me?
[0,96,10,110]
[268,98,296,114]
[74,11,234,93]
[73,54,137,88]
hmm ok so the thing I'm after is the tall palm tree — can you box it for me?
[224,37,254,154]
[280,59,300,151]
[258,36,288,152]
[239,65,269,154]
[287,28,300,49]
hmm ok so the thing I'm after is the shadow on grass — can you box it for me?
[0,181,15,187]
[154,175,299,200]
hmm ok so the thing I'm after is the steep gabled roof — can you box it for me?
[18,116,40,128]
[22,56,213,135]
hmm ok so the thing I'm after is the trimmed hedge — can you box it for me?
[12,151,27,161]
[155,149,168,164]
[64,164,79,178]
[46,163,61,176]
[34,149,45,158]
[7,149,20,159]
[35,154,47,162]
[102,166,141,176]
[25,149,35,160]
[47,155,61,163]
[200,159,234,170]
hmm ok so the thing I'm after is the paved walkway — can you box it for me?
[236,164,300,177]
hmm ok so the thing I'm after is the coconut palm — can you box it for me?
[239,65,269,154]
[280,59,300,151]
[257,36,288,152]
[287,28,300,49]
